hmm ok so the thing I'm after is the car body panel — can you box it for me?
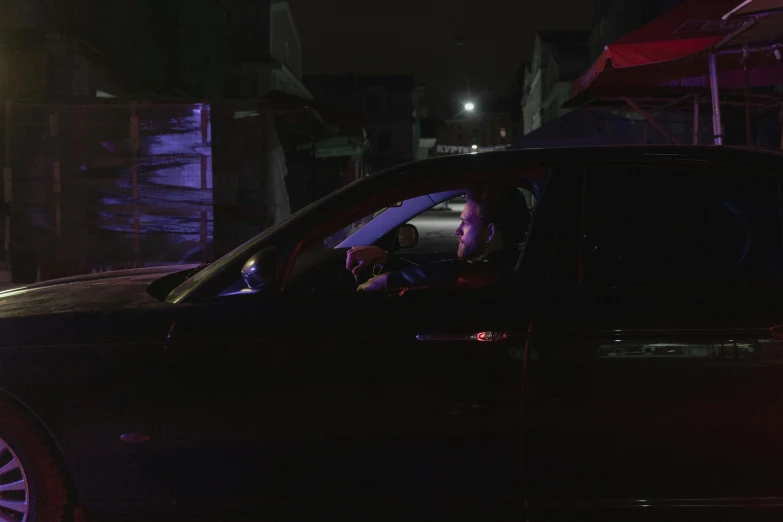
[0,268,189,514]
[162,290,529,518]
[527,285,783,520]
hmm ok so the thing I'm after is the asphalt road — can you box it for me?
[404,202,464,255]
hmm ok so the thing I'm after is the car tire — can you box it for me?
[0,395,69,522]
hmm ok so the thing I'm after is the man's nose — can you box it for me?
[455,225,462,237]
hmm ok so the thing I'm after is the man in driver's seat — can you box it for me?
[346,187,531,291]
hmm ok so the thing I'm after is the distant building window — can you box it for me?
[378,130,391,151]
[500,128,507,138]
[367,95,383,113]
[365,87,387,114]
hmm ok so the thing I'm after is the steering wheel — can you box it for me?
[352,262,376,287]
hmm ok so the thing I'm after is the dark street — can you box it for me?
[0,0,782,521]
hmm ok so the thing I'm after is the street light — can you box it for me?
[471,144,478,150]
[464,102,475,111]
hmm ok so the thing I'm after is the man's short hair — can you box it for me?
[466,187,532,248]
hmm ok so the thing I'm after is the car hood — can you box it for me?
[0,265,198,318]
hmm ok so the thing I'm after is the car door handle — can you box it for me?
[415,331,510,342]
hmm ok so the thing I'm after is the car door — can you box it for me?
[524,162,783,521]
[160,172,562,521]
[163,290,526,519]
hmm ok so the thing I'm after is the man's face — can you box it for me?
[455,200,491,260]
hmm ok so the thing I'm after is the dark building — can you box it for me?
[520,31,591,135]
[511,63,528,143]
[304,74,423,172]
[0,0,318,282]
[0,0,309,100]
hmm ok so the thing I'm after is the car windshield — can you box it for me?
[322,208,388,249]
[164,176,377,302]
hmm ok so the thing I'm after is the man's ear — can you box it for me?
[486,223,496,243]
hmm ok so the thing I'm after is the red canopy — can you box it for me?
[571,0,783,99]
[723,0,783,19]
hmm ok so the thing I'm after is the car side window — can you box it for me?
[286,180,544,294]
[400,196,463,257]
[401,190,537,260]
[582,165,783,287]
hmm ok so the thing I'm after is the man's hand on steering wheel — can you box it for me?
[357,273,390,291]
[346,246,389,285]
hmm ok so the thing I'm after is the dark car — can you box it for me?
[3,146,783,522]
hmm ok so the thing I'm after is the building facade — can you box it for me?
[439,111,513,149]
[0,0,309,100]
[521,31,590,135]
[305,74,423,172]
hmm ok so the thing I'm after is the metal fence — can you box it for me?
[0,101,213,285]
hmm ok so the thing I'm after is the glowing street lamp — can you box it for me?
[464,102,475,111]
[471,144,478,150]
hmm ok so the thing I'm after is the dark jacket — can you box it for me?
[384,249,518,290]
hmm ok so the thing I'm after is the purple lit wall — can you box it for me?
[95,104,214,266]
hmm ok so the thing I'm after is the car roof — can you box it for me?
[378,145,783,176]
[348,145,782,194]
[335,145,781,206]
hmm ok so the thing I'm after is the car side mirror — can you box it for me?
[241,247,281,291]
[397,224,419,249]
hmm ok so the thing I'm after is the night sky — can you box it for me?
[291,0,593,101]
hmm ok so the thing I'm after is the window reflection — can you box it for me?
[599,339,783,360]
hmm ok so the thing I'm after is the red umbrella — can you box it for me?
[572,0,781,97]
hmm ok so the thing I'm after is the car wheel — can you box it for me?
[0,396,69,522]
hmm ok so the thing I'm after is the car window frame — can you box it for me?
[167,163,552,303]
[280,170,551,291]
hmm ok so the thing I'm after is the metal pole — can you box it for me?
[130,103,140,260]
[200,104,209,190]
[693,95,699,145]
[624,98,680,145]
[130,103,139,200]
[4,102,12,204]
[743,48,753,146]
[49,112,61,235]
[200,211,208,261]
[708,53,723,145]
[3,102,9,266]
